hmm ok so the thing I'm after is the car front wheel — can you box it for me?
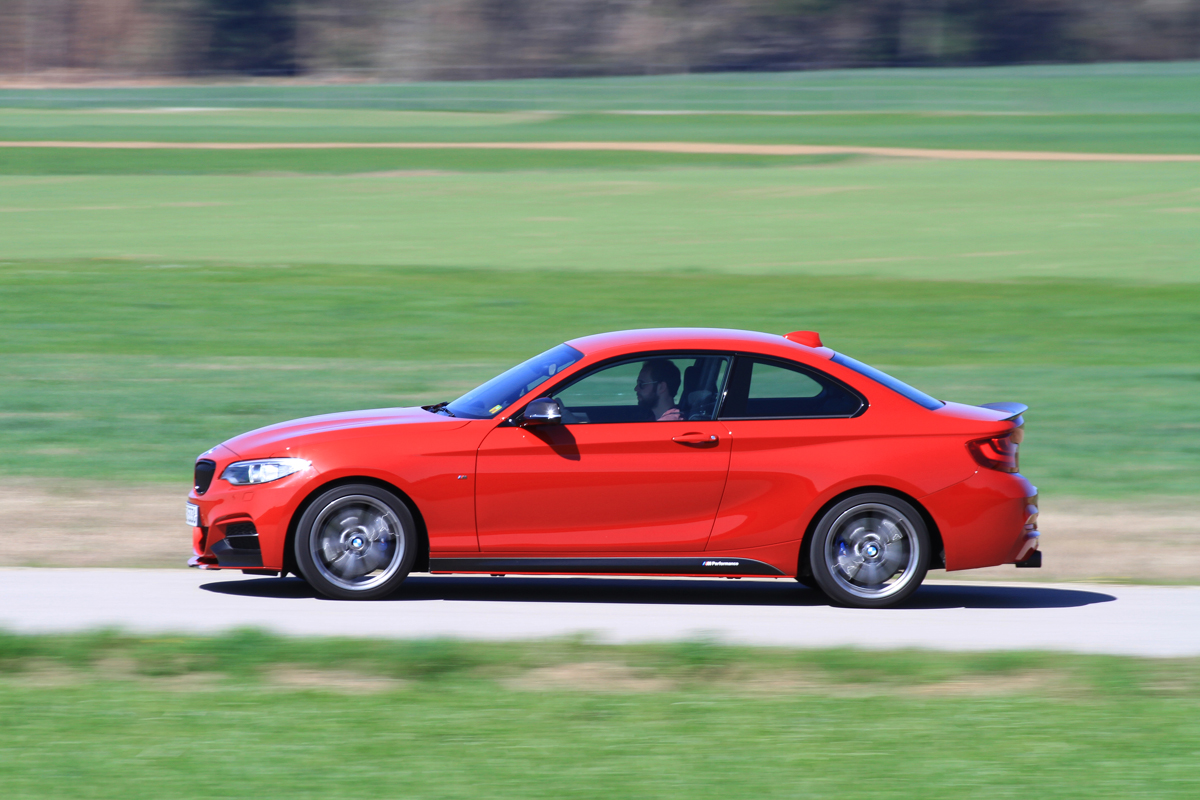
[809,493,929,608]
[295,484,416,600]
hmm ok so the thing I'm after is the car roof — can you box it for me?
[565,328,828,361]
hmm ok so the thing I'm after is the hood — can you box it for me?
[221,406,470,456]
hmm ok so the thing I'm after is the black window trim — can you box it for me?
[508,349,736,426]
[716,353,869,421]
[829,351,944,411]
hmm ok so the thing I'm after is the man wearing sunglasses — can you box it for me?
[635,359,683,421]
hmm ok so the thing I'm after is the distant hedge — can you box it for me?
[2,0,1198,79]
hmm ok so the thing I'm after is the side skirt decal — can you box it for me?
[427,557,787,577]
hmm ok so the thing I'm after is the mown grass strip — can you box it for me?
[2,62,1199,114]
[0,146,850,174]
[1,628,1196,693]
[3,109,1199,152]
[0,631,1198,799]
[1,161,1197,282]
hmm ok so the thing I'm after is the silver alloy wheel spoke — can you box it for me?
[877,542,910,576]
[320,536,342,563]
[877,517,901,542]
[359,540,391,573]
[328,508,361,531]
[331,551,368,579]
[856,559,891,585]
[366,512,389,542]
[310,495,406,592]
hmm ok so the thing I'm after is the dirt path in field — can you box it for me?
[1,479,1197,583]
[0,480,189,569]
[4,140,1200,162]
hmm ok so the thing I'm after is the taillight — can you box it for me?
[968,431,1020,473]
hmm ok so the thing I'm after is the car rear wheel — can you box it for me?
[809,493,929,608]
[295,484,416,600]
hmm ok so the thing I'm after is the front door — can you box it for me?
[475,355,732,553]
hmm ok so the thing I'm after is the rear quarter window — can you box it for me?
[830,353,943,410]
[720,358,864,419]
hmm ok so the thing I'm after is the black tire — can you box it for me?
[294,484,416,600]
[794,539,820,591]
[794,567,819,591]
[794,576,821,594]
[809,493,929,609]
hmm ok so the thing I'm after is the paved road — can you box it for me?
[2,568,1198,657]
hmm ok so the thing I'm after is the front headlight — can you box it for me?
[220,458,311,486]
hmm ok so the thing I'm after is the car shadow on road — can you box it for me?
[201,575,1117,609]
[902,583,1116,609]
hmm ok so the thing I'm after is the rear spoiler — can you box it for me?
[979,402,1028,423]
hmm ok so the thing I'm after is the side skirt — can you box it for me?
[427,557,787,577]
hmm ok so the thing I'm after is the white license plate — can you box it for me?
[186,502,200,527]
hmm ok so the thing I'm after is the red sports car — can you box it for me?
[187,328,1039,608]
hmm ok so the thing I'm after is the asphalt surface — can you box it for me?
[2,568,1198,657]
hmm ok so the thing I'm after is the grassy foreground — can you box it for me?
[1,631,1198,799]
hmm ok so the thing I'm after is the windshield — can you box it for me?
[445,344,584,420]
[830,353,944,410]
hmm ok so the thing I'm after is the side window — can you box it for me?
[556,361,642,420]
[748,362,825,400]
[719,358,864,419]
[550,355,730,424]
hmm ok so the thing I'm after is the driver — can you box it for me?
[636,359,683,421]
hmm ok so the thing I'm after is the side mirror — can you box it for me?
[522,397,562,426]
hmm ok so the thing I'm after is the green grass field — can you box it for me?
[4,62,1200,114]
[2,63,1198,153]
[0,65,1197,500]
[1,631,1198,799]
[2,162,1197,279]
[0,146,856,174]
[3,110,1199,153]
[2,265,1198,495]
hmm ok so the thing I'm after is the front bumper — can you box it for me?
[190,522,264,569]
[188,470,309,571]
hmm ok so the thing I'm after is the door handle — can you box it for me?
[672,432,719,445]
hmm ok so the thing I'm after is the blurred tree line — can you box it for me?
[1,0,1197,79]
